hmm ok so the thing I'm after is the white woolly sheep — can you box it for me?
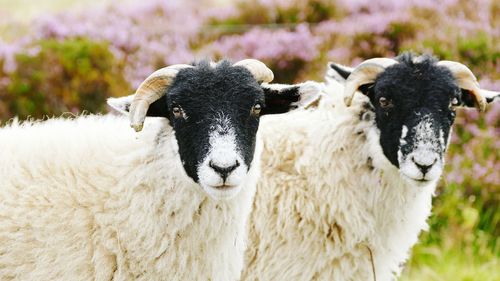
[242,53,499,281]
[0,59,317,281]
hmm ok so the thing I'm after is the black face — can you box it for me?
[363,54,460,167]
[330,53,483,183]
[166,61,264,182]
[142,60,307,192]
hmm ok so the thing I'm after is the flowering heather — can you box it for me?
[31,0,208,87]
[316,12,409,36]
[0,39,29,73]
[336,0,442,14]
[209,24,320,67]
[2,0,498,83]
[446,101,500,186]
[208,24,321,82]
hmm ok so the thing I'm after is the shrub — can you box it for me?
[33,0,211,88]
[0,38,129,121]
[209,24,321,82]
[208,0,340,26]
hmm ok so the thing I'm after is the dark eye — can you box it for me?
[172,106,184,119]
[449,97,459,109]
[251,103,262,116]
[379,97,393,109]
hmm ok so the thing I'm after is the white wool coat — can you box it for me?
[243,85,436,281]
[0,115,259,281]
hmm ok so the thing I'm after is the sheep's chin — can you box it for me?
[399,172,439,188]
[200,184,243,200]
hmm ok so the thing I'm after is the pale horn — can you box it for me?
[437,60,489,111]
[343,58,398,106]
[129,64,192,132]
[233,59,274,83]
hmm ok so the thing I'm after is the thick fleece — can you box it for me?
[0,115,260,281]
[243,83,435,281]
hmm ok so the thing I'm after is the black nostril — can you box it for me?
[209,160,240,181]
[411,157,436,174]
[415,163,432,174]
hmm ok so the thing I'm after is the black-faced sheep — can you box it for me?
[0,59,316,280]
[242,53,499,281]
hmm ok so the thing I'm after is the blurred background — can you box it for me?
[0,0,498,279]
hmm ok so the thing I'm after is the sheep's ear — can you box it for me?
[107,95,133,115]
[458,89,478,108]
[107,95,169,118]
[260,81,322,115]
[483,90,500,104]
[460,89,500,107]
[459,88,500,108]
[327,62,378,103]
[325,62,353,84]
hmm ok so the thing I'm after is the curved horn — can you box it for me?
[344,58,398,106]
[233,59,274,83]
[437,60,487,111]
[129,64,192,132]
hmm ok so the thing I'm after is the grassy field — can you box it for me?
[402,248,499,281]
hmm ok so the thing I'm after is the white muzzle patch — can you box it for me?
[197,117,248,200]
[398,118,446,186]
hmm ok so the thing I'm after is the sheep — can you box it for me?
[241,53,500,281]
[0,59,318,281]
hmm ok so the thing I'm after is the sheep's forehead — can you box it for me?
[168,62,264,104]
[375,61,459,105]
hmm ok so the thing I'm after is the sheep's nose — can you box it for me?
[209,160,240,181]
[411,156,437,175]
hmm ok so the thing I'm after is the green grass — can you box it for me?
[401,246,499,281]
[401,180,499,280]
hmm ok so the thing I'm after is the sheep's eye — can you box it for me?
[172,106,183,118]
[450,97,459,108]
[379,97,393,109]
[251,103,262,116]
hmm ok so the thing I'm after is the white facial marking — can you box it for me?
[399,125,408,146]
[401,125,408,138]
[439,129,446,151]
[399,116,444,185]
[197,113,248,200]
